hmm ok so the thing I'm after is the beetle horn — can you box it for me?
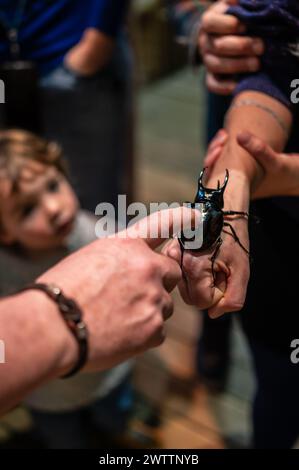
[198,168,207,190]
[220,169,229,192]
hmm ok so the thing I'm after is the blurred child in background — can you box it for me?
[0,129,133,449]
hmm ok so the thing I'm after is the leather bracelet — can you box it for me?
[18,283,89,379]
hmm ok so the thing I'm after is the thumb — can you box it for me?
[237,131,278,170]
[162,238,182,264]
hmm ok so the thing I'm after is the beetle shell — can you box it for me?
[178,201,223,252]
[200,202,224,252]
[178,169,229,252]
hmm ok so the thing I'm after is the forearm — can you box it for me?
[66,0,131,75]
[0,291,76,415]
[205,90,293,210]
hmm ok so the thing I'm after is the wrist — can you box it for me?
[65,29,113,76]
[207,169,250,212]
[21,290,78,379]
[80,28,114,61]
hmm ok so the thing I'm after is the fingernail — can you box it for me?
[253,40,264,55]
[209,311,223,320]
[248,58,260,71]
[213,130,227,145]
[216,130,228,143]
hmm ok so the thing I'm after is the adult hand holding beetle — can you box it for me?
[0,207,198,415]
[163,175,250,318]
[199,0,264,95]
[164,91,292,317]
[237,132,299,198]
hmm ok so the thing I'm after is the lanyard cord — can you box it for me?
[0,0,28,59]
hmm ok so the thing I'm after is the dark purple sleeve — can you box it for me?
[227,0,299,109]
[233,73,292,109]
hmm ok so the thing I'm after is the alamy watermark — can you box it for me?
[0,340,5,364]
[0,79,4,104]
[94,196,204,250]
[290,79,299,104]
[290,339,299,364]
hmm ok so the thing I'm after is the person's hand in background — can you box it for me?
[163,134,249,317]
[163,237,228,314]
[204,129,229,171]
[204,130,299,198]
[163,203,249,318]
[199,0,264,94]
[237,132,299,198]
[65,28,114,76]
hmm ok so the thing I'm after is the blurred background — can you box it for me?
[0,0,256,449]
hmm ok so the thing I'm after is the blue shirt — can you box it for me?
[0,0,130,75]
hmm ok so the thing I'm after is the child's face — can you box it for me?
[0,162,79,251]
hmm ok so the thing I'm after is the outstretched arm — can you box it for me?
[65,0,130,76]
[0,207,200,415]
[206,90,292,209]
[165,0,298,316]
[0,290,76,414]
[164,91,292,317]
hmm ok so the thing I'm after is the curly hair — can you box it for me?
[0,129,68,193]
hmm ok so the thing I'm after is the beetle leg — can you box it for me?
[223,210,249,218]
[179,241,185,270]
[178,243,194,300]
[223,222,250,256]
[223,211,261,224]
[210,238,223,284]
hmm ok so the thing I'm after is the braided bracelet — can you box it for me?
[225,99,290,137]
[19,283,89,379]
